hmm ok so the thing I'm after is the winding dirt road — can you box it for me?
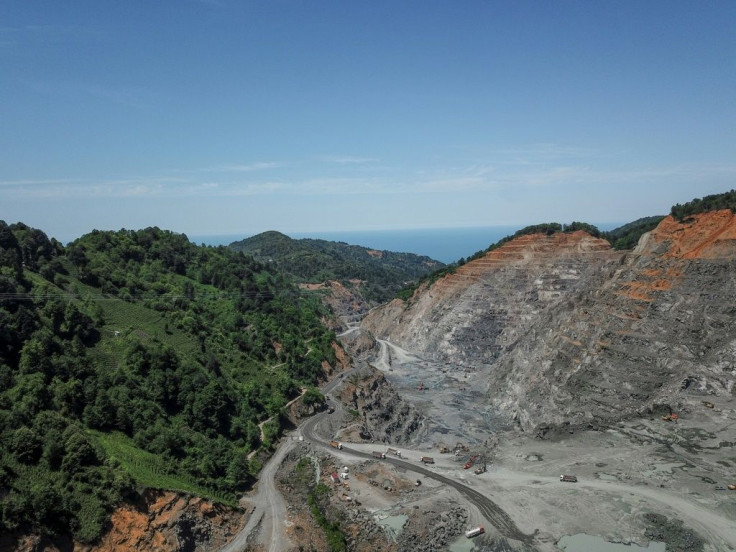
[300,406,533,545]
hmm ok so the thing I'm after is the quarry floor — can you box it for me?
[333,337,736,552]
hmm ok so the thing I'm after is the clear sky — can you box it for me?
[2,1,735,242]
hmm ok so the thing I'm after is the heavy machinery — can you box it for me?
[372,451,386,459]
[662,413,679,422]
[474,456,487,474]
[420,456,435,464]
[560,474,578,482]
[464,455,479,470]
[329,441,343,450]
[465,527,484,538]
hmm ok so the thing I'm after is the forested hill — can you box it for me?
[0,222,337,543]
[229,230,444,303]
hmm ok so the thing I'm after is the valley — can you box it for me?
[2,197,736,552]
[228,209,736,552]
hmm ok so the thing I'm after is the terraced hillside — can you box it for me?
[362,210,736,431]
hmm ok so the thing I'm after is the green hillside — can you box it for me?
[603,216,665,250]
[0,223,336,542]
[229,230,444,304]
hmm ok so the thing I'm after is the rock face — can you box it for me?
[300,279,370,327]
[338,366,424,445]
[362,213,736,431]
[363,230,619,364]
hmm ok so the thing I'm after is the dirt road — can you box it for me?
[300,407,532,545]
[220,436,296,552]
[490,469,736,550]
[221,369,357,552]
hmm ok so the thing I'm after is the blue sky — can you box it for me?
[2,1,735,242]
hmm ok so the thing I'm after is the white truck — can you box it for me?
[465,526,484,538]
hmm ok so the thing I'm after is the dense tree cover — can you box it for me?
[670,189,736,221]
[229,231,444,304]
[603,216,665,250]
[0,223,337,542]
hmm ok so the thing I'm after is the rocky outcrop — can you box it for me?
[85,490,242,552]
[362,215,736,432]
[1,491,244,552]
[338,366,424,445]
[301,280,370,327]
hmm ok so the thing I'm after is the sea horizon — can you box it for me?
[191,223,623,264]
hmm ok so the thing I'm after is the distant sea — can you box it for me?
[190,223,622,265]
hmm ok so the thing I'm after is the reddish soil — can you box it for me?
[647,210,736,259]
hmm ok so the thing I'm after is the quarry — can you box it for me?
[13,212,735,552]
[211,211,736,552]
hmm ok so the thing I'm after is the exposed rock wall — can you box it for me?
[362,215,736,431]
[362,231,619,364]
[338,366,424,445]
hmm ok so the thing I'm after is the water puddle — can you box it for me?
[374,512,408,542]
[448,534,477,552]
[557,534,666,552]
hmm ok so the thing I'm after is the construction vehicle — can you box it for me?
[661,413,679,422]
[439,445,450,454]
[329,441,343,450]
[418,381,424,391]
[372,451,386,459]
[703,401,714,409]
[560,474,578,482]
[474,457,487,474]
[464,455,479,470]
[728,484,736,491]
[420,456,435,464]
[465,527,484,538]
[330,472,340,484]
[387,448,402,458]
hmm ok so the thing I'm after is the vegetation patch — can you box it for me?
[671,189,736,221]
[0,222,337,541]
[230,230,444,304]
[308,483,348,552]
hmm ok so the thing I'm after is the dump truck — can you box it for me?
[372,451,386,459]
[439,445,450,454]
[465,527,484,538]
[728,484,736,491]
[387,448,402,458]
[560,474,578,482]
[420,456,435,464]
[330,441,343,450]
[330,472,340,484]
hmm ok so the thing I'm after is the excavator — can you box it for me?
[464,455,479,470]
